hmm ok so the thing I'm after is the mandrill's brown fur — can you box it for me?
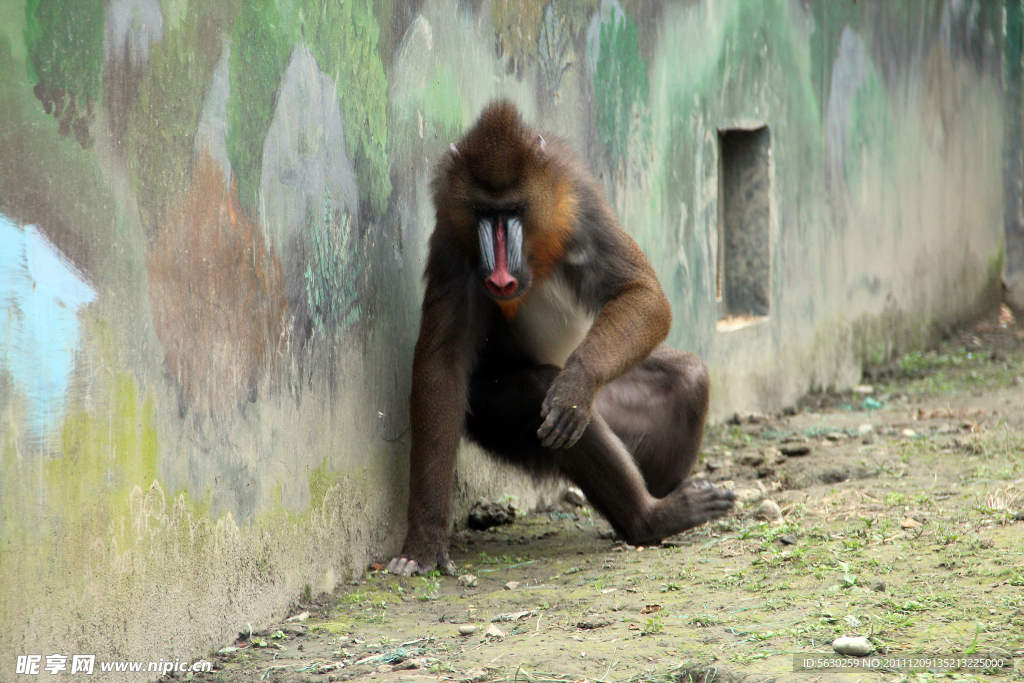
[388,100,734,576]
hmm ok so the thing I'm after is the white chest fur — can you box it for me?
[511,273,595,367]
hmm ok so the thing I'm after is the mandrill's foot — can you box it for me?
[623,479,736,547]
[386,550,456,577]
[680,479,737,524]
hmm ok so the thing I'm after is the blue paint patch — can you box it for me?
[0,214,96,437]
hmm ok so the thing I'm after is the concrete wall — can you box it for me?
[0,0,1006,677]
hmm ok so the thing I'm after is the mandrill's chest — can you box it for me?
[507,272,595,368]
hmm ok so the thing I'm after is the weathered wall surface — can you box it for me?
[0,0,1006,677]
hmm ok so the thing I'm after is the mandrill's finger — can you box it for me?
[387,557,421,576]
[564,419,588,448]
[539,409,568,447]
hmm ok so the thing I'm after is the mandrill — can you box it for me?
[388,100,734,576]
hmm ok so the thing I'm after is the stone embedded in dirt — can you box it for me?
[504,581,519,590]
[577,618,613,629]
[756,499,782,521]
[461,668,490,683]
[762,446,786,463]
[832,636,873,656]
[467,499,516,530]
[901,517,922,529]
[870,581,886,592]
[779,533,798,545]
[857,423,874,434]
[457,624,477,636]
[825,432,847,442]
[853,384,875,394]
[483,624,505,639]
[902,428,918,438]
[395,658,428,670]
[458,574,478,587]
[286,611,310,623]
[780,444,811,456]
[738,452,765,467]
[735,487,765,504]
[278,623,307,636]
[493,610,532,622]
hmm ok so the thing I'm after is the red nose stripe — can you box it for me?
[486,221,518,296]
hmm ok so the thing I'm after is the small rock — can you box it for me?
[853,384,874,395]
[901,428,917,438]
[563,487,587,506]
[857,424,873,435]
[735,488,766,504]
[756,499,783,521]
[762,446,786,464]
[492,610,531,622]
[468,499,516,530]
[832,636,872,656]
[844,615,862,628]
[396,658,427,670]
[278,623,307,636]
[484,624,505,639]
[901,517,922,529]
[870,581,886,592]
[458,574,478,587]
[779,534,798,546]
[825,432,847,442]
[286,611,310,623]
[462,668,490,683]
[861,433,876,445]
[217,647,239,655]
[577,618,613,629]
[978,538,995,549]
[504,581,519,590]
[780,444,811,456]
[376,664,395,673]
[738,452,765,467]
[458,624,477,636]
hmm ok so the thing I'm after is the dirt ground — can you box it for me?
[179,306,1024,683]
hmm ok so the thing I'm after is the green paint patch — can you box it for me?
[24,0,104,147]
[301,0,391,217]
[226,0,293,213]
[227,0,391,217]
[125,7,221,231]
[592,9,649,163]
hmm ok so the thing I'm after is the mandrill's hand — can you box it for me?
[537,365,596,449]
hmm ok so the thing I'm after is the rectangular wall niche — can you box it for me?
[717,126,771,323]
